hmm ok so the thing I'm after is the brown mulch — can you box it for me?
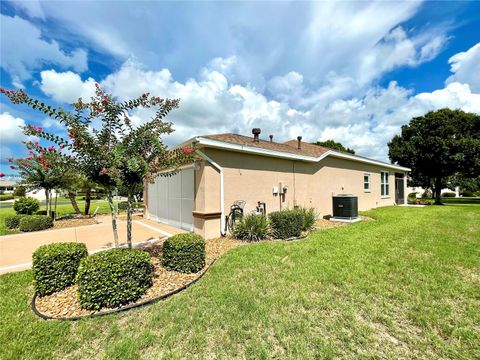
[52,217,98,229]
[34,237,243,319]
[314,218,347,229]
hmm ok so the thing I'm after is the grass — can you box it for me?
[0,200,112,235]
[1,203,479,359]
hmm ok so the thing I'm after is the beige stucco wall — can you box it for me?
[146,148,407,239]
[198,148,406,238]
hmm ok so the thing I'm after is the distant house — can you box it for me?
[0,180,16,193]
[144,129,410,239]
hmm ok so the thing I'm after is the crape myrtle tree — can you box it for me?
[388,108,480,205]
[1,85,195,248]
[8,140,72,216]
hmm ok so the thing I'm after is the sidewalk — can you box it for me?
[0,218,185,274]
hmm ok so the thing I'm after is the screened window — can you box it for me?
[381,171,389,196]
[364,174,370,192]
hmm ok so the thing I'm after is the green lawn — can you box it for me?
[0,200,112,235]
[1,203,479,359]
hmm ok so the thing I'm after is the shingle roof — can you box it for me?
[202,133,330,157]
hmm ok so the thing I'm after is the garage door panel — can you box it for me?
[148,167,194,231]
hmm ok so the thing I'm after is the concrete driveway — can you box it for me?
[0,217,185,274]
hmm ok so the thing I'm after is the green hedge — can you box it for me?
[269,210,304,239]
[76,249,153,310]
[232,214,270,241]
[4,214,25,229]
[19,215,53,232]
[33,242,88,296]
[13,197,40,214]
[36,210,48,215]
[163,233,206,273]
[442,192,456,198]
[0,194,14,201]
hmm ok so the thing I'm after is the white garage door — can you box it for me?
[148,167,194,231]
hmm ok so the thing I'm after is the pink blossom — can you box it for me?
[9,165,15,169]
[100,167,108,175]
[48,146,55,152]
[181,146,194,154]
[59,145,64,149]
[68,133,74,139]
[0,172,5,178]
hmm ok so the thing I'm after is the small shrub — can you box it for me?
[19,215,53,232]
[4,214,25,229]
[442,192,456,198]
[269,210,304,239]
[163,233,206,273]
[294,207,317,230]
[36,210,48,215]
[408,192,418,199]
[408,198,434,205]
[232,214,270,241]
[0,194,14,201]
[461,190,474,197]
[33,242,88,296]
[76,249,153,310]
[13,185,26,197]
[13,197,40,214]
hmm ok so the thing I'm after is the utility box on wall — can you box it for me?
[332,194,358,219]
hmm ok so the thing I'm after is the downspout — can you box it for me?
[195,149,226,236]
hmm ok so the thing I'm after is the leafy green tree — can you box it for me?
[1,85,194,248]
[388,108,480,204]
[9,141,71,216]
[315,140,355,154]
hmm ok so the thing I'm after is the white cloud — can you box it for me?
[446,42,480,92]
[38,43,480,162]
[0,15,88,86]
[0,112,27,145]
[39,70,96,103]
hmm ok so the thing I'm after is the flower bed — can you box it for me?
[33,237,242,319]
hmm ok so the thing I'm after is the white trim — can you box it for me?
[363,173,371,192]
[194,137,410,172]
[195,149,226,236]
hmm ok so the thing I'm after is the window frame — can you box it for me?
[381,170,389,197]
[363,173,371,192]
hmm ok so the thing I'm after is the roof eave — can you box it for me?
[193,137,410,172]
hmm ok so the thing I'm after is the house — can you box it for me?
[144,129,410,239]
[0,180,16,193]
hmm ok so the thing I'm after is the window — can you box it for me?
[363,174,370,192]
[381,171,389,196]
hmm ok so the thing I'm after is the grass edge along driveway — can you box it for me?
[1,203,479,359]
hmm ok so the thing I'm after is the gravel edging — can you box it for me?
[31,259,216,321]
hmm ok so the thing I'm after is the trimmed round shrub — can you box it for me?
[232,214,270,241]
[76,249,153,310]
[4,214,25,229]
[19,215,53,232]
[269,209,304,239]
[461,190,474,197]
[163,233,206,273]
[13,197,40,215]
[33,242,88,296]
[13,185,26,197]
[442,192,456,198]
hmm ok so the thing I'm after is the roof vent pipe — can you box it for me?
[252,128,261,142]
[269,134,273,142]
[297,136,302,149]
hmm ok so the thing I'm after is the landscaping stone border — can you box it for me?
[31,259,216,321]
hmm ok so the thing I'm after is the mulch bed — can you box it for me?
[34,237,243,319]
[52,217,98,229]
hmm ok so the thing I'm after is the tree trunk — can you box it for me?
[45,189,49,216]
[434,177,443,205]
[126,192,133,249]
[68,191,82,214]
[84,188,92,215]
[107,191,119,248]
[54,192,58,220]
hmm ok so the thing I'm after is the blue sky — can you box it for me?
[1,1,480,176]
